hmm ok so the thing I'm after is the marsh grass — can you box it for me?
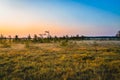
[60,40,69,47]
[0,40,11,48]
[25,41,31,48]
[0,40,120,80]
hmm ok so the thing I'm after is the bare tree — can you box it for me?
[45,31,50,38]
[116,30,120,37]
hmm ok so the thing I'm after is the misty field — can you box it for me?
[0,40,120,80]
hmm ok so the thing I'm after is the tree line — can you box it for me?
[0,34,120,43]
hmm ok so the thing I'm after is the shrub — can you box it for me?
[60,40,69,47]
[25,41,31,48]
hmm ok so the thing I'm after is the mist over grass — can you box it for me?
[0,40,120,80]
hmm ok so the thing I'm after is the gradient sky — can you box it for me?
[0,0,120,37]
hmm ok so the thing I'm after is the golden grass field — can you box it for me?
[0,40,120,80]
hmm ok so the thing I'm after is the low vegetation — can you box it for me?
[0,40,120,80]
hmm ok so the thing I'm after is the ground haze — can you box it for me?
[0,40,120,80]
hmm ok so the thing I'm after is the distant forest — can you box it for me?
[0,30,120,43]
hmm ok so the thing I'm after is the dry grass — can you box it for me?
[0,40,120,80]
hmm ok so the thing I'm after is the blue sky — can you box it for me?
[75,0,120,15]
[0,0,120,36]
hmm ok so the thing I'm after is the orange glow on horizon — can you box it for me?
[0,23,99,37]
[0,23,83,37]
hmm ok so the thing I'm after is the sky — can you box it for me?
[0,0,120,37]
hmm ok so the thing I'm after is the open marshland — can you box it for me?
[0,40,120,80]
